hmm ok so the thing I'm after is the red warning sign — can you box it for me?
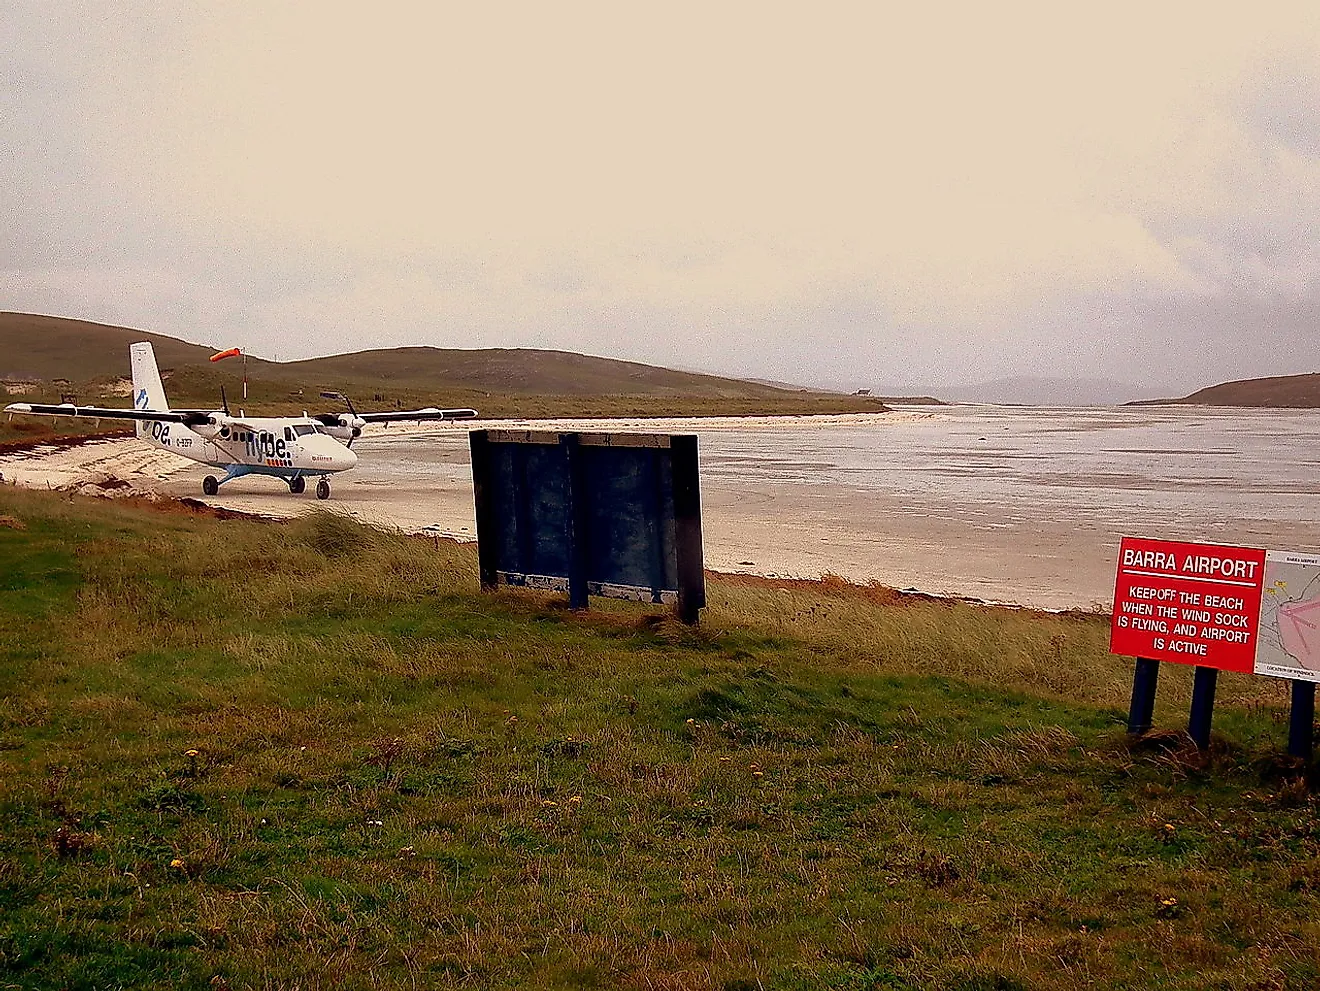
[1110,537,1267,673]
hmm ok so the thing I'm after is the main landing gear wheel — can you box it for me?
[316,478,331,500]
[289,476,306,494]
[202,475,219,496]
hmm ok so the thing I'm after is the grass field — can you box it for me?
[1,368,890,448]
[0,419,133,451]
[1,488,1318,990]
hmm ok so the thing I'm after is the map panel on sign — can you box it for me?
[1255,550,1320,683]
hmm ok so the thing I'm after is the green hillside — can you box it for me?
[0,312,812,401]
[280,347,803,399]
[0,313,230,382]
[1178,373,1320,408]
[1132,372,1320,408]
[0,313,890,441]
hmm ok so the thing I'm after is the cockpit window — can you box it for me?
[293,424,317,437]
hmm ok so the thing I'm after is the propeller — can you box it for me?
[220,385,231,416]
[321,390,359,417]
[317,391,365,446]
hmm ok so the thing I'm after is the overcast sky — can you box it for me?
[4,2,1320,392]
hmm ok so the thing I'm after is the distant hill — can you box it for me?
[744,376,822,392]
[0,313,889,421]
[0,312,797,397]
[1131,372,1320,408]
[838,376,1155,406]
[280,347,800,399]
[934,376,1156,406]
[872,395,946,405]
[0,313,231,381]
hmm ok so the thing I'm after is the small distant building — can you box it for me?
[854,388,871,396]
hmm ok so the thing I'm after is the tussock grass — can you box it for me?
[0,486,1318,990]
[708,572,1294,717]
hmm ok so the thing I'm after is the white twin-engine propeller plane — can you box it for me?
[3,342,477,500]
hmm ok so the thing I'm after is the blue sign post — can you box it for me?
[469,430,706,623]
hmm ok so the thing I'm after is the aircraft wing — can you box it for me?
[359,407,479,423]
[4,402,208,424]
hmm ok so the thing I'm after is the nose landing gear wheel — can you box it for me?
[289,476,306,494]
[316,478,331,500]
[202,475,219,496]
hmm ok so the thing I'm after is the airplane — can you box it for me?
[3,342,477,500]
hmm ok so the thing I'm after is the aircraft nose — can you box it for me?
[338,446,358,470]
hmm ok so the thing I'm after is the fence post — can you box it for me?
[1288,680,1316,761]
[1127,657,1160,735]
[468,430,499,591]
[562,434,591,610]
[670,435,705,625]
[1188,666,1218,750]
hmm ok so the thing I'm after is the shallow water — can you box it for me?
[363,405,1320,532]
[691,405,1320,534]
[181,405,1320,607]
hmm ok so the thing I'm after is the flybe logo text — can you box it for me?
[246,432,290,460]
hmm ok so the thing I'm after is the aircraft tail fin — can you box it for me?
[129,342,169,438]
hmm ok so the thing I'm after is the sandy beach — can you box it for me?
[7,407,1320,611]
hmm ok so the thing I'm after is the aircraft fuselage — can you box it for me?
[140,415,358,477]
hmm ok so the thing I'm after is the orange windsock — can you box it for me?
[210,347,242,362]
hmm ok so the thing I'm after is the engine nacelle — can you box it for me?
[312,408,366,443]
[321,414,365,443]
[322,424,359,443]
[186,414,230,439]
